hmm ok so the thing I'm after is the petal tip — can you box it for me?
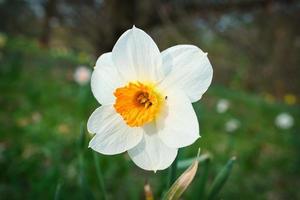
[88,138,96,149]
[86,125,94,135]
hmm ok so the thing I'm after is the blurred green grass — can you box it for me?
[0,36,299,200]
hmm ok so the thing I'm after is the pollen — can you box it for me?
[114,82,163,127]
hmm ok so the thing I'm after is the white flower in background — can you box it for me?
[73,65,91,85]
[216,99,230,113]
[225,118,240,133]
[87,26,213,171]
[275,112,294,129]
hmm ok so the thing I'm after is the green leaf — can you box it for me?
[167,150,180,188]
[163,149,200,200]
[177,153,211,169]
[54,181,62,200]
[207,157,236,200]
[195,158,210,198]
[78,153,94,199]
[93,152,107,200]
[78,122,86,151]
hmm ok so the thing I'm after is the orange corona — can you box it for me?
[114,82,163,127]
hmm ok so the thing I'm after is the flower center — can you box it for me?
[114,82,163,127]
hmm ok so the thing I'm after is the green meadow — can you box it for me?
[1,36,299,199]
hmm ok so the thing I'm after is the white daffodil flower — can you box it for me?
[74,65,92,85]
[225,118,240,133]
[275,112,294,130]
[87,26,213,171]
[216,99,230,113]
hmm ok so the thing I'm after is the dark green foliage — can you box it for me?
[0,36,299,200]
[207,157,236,200]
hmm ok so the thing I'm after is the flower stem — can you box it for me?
[167,151,179,188]
[93,152,107,200]
[54,181,62,200]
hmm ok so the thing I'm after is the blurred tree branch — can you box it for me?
[172,0,295,13]
[43,0,297,55]
[40,0,57,47]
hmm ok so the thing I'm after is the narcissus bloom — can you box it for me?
[275,112,294,129]
[216,99,230,113]
[74,65,91,85]
[225,118,240,133]
[87,26,213,171]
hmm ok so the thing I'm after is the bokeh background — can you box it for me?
[1,0,300,199]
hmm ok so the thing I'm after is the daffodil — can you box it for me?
[225,118,240,133]
[216,99,230,113]
[74,65,92,85]
[275,112,294,130]
[87,26,213,171]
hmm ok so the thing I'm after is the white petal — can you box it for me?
[160,45,213,102]
[128,123,178,171]
[87,106,143,155]
[112,26,163,83]
[156,87,200,148]
[91,53,124,105]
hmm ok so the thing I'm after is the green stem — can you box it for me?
[78,153,88,199]
[196,158,210,198]
[54,182,62,200]
[93,152,107,200]
[167,151,180,188]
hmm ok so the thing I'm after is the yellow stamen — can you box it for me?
[114,82,163,127]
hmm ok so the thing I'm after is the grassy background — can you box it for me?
[0,36,299,200]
